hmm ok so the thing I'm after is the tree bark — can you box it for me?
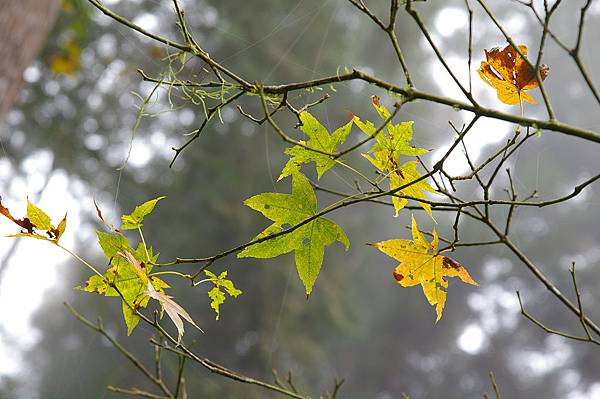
[0,0,61,120]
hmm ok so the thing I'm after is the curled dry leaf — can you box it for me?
[93,199,122,235]
[117,251,202,340]
[146,286,203,340]
[478,44,549,105]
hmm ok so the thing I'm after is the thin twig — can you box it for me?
[65,303,173,398]
[489,372,501,399]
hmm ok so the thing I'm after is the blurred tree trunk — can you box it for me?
[0,0,61,120]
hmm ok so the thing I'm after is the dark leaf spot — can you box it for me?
[393,270,404,282]
[442,256,461,269]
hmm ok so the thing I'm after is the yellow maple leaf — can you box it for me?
[390,161,437,218]
[49,40,81,76]
[369,215,478,321]
[478,44,549,105]
[353,96,435,218]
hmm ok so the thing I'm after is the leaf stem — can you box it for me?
[138,226,151,263]
[56,243,104,277]
[150,271,190,279]
[334,159,378,187]
[517,92,524,133]
[192,278,215,287]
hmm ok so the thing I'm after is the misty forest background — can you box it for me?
[1,0,599,398]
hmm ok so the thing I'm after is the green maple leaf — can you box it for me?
[80,274,108,294]
[96,230,133,259]
[238,167,349,296]
[204,270,242,320]
[279,112,352,181]
[121,196,165,230]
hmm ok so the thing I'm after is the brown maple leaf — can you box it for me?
[478,44,549,105]
[0,196,36,233]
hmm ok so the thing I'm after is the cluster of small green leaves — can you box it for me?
[79,197,169,335]
[79,197,242,337]
[0,195,241,339]
[204,270,242,320]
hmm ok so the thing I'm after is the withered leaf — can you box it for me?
[94,198,107,225]
[0,196,36,234]
[478,44,549,105]
[1,196,67,242]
